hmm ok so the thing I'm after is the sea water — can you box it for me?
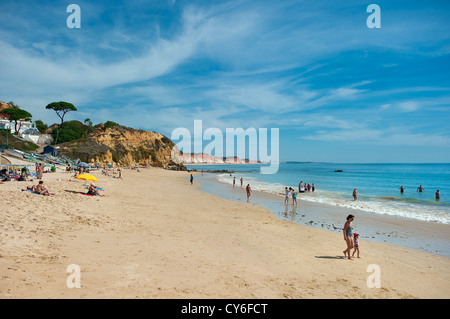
[187,163,450,225]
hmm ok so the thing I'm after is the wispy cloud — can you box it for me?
[0,0,449,161]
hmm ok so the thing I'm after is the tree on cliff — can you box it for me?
[0,107,32,135]
[45,101,77,124]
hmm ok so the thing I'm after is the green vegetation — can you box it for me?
[0,107,32,135]
[51,120,89,144]
[45,101,77,124]
[0,129,39,152]
[104,121,118,129]
[35,119,48,134]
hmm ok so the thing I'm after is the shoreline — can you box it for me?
[194,172,450,258]
[1,168,449,298]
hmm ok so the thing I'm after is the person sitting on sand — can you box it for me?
[87,183,102,196]
[24,181,53,196]
[35,181,54,196]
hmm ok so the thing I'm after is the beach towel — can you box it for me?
[78,192,97,196]
[22,189,44,196]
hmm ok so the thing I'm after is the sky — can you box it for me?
[0,0,449,163]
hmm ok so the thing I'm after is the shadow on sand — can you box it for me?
[64,190,83,194]
[314,256,345,260]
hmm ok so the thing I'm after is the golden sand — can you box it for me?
[1,167,449,298]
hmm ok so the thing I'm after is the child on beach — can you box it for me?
[352,233,360,258]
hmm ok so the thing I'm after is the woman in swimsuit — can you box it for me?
[343,214,355,260]
[87,183,101,196]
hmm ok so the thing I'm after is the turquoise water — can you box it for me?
[187,163,450,224]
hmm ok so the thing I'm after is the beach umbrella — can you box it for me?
[78,162,89,167]
[75,174,98,182]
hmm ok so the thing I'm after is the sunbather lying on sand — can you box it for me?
[23,181,54,196]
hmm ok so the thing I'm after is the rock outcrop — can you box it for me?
[57,124,185,170]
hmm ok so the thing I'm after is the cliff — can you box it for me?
[57,124,185,170]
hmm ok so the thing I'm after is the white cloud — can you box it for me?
[398,101,420,112]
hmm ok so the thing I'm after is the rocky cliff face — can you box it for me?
[58,124,185,170]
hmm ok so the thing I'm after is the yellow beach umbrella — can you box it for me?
[75,174,98,182]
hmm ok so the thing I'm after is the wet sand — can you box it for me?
[195,173,450,257]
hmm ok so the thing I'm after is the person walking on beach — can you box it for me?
[233,176,236,188]
[352,188,358,201]
[417,185,425,192]
[292,189,297,205]
[343,214,355,260]
[435,190,440,201]
[190,174,193,185]
[240,177,243,187]
[284,187,290,204]
[298,181,303,193]
[246,184,251,202]
[352,233,360,258]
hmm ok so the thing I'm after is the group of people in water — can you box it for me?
[400,185,440,200]
[227,176,252,202]
[352,185,441,201]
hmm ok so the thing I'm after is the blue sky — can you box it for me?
[0,0,449,163]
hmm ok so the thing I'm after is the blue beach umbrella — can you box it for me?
[78,162,90,168]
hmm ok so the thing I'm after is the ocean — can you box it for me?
[186,163,450,225]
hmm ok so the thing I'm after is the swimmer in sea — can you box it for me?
[417,185,424,192]
[400,186,404,194]
[435,190,440,201]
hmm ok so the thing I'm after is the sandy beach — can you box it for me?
[1,167,449,299]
